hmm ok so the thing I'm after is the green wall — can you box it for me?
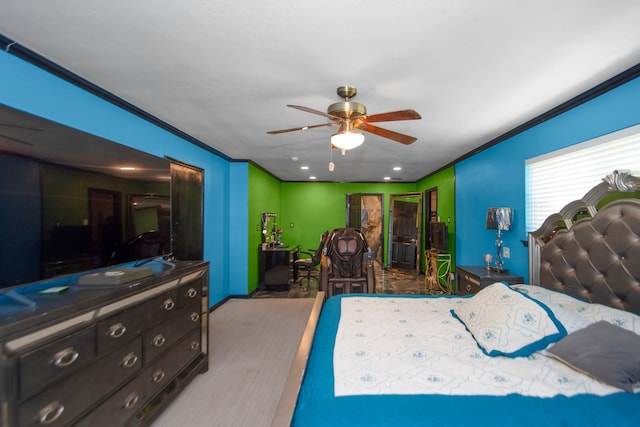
[416,166,456,275]
[281,182,417,266]
[246,163,457,294]
[247,165,282,293]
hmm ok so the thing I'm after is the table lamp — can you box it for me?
[486,207,513,272]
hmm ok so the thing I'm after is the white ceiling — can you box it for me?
[1,0,640,182]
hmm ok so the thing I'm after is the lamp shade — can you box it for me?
[331,131,364,150]
[486,207,513,231]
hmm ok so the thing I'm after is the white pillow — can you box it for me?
[451,282,567,357]
[512,284,640,335]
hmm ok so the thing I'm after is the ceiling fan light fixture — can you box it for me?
[330,131,364,151]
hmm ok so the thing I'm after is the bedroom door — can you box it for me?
[388,193,422,272]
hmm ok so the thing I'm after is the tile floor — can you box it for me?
[252,263,439,298]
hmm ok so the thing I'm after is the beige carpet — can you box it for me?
[151,297,315,427]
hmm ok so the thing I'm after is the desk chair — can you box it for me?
[294,231,328,289]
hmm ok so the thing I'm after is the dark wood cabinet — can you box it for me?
[0,260,209,427]
[259,246,296,291]
[455,265,524,295]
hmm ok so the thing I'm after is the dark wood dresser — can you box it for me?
[0,260,209,427]
[455,265,524,296]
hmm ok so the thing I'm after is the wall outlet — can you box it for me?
[503,247,510,259]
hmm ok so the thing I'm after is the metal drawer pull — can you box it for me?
[189,341,200,351]
[38,401,64,424]
[162,298,175,311]
[186,287,198,298]
[153,334,166,347]
[121,352,138,368]
[152,369,165,383]
[52,347,79,368]
[123,392,139,410]
[189,312,200,322]
[108,323,127,339]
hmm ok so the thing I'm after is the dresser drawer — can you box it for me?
[178,280,202,308]
[74,373,147,427]
[96,304,146,354]
[145,288,179,327]
[457,270,481,296]
[145,329,201,398]
[457,276,481,296]
[144,301,201,363]
[19,326,96,400]
[17,337,142,427]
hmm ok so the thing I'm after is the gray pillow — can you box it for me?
[547,320,640,392]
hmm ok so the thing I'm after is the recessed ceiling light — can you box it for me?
[120,167,136,171]
[383,176,391,180]
[393,166,402,171]
[301,165,310,170]
[309,176,317,180]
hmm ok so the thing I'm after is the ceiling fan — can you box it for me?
[267,86,421,154]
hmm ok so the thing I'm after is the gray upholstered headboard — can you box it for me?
[528,171,640,314]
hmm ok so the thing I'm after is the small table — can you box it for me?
[455,265,524,296]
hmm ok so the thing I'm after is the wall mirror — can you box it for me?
[346,193,384,266]
[0,104,172,290]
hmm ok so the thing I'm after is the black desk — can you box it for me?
[258,245,298,291]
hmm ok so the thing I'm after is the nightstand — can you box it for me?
[455,265,524,295]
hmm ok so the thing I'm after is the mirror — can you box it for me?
[388,192,422,272]
[0,104,171,289]
[346,193,384,266]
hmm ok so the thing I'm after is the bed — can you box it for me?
[283,171,640,427]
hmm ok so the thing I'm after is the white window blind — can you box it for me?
[525,124,640,232]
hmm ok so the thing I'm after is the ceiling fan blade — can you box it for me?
[356,122,417,145]
[362,109,421,123]
[287,105,342,121]
[267,122,338,134]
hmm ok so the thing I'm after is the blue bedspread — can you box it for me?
[292,294,640,427]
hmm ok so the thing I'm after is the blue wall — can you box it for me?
[0,50,247,307]
[3,48,638,297]
[455,76,640,281]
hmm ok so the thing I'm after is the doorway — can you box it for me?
[88,188,123,266]
[425,187,439,250]
[388,193,422,272]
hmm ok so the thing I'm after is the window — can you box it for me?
[526,124,640,232]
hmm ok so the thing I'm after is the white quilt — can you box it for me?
[333,288,639,397]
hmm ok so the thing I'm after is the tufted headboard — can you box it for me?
[528,171,640,314]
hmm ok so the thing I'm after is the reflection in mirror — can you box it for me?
[0,105,171,289]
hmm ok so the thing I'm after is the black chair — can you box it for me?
[321,228,375,297]
[294,231,328,289]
